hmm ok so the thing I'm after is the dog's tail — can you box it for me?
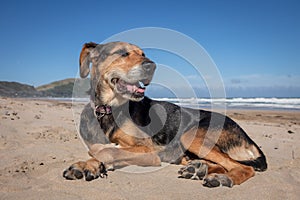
[226,133,267,172]
[237,150,267,172]
[225,136,268,172]
[238,131,268,172]
[220,117,268,172]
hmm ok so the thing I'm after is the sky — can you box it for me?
[0,0,299,97]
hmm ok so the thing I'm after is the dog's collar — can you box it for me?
[95,105,112,118]
[90,101,112,119]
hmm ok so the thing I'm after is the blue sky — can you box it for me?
[0,0,299,97]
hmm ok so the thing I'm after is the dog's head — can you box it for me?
[79,41,156,106]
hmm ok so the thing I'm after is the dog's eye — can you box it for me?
[121,52,129,57]
[114,49,129,57]
[142,53,145,57]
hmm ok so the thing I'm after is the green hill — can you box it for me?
[0,78,90,98]
[36,78,75,92]
[0,81,39,97]
[37,79,76,97]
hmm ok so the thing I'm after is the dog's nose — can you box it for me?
[142,60,156,72]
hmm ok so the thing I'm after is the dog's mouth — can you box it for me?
[111,78,150,100]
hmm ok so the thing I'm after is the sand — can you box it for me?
[0,97,299,200]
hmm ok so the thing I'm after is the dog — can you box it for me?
[63,41,267,187]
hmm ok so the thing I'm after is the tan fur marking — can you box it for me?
[110,119,155,152]
[88,145,161,169]
[100,43,144,75]
[203,161,227,174]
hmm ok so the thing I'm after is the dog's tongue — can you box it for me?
[136,87,145,93]
[126,84,145,93]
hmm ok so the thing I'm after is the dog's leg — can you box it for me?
[89,146,161,169]
[180,128,255,187]
[63,145,161,181]
[201,147,254,187]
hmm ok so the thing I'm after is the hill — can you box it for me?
[37,78,76,97]
[36,78,75,92]
[0,81,40,97]
[0,78,90,98]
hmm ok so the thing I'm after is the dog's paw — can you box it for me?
[63,165,84,180]
[203,173,233,188]
[63,161,107,181]
[84,162,108,181]
[178,160,208,180]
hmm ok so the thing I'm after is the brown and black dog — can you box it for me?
[63,41,267,187]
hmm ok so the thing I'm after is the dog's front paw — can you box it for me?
[63,160,107,181]
[178,160,208,180]
[84,162,107,181]
[63,161,85,180]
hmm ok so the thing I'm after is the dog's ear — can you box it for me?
[79,42,98,78]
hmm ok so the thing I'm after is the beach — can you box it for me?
[0,97,299,200]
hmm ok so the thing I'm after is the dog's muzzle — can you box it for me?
[112,60,156,101]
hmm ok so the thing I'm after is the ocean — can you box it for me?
[67,97,300,110]
[152,98,300,110]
